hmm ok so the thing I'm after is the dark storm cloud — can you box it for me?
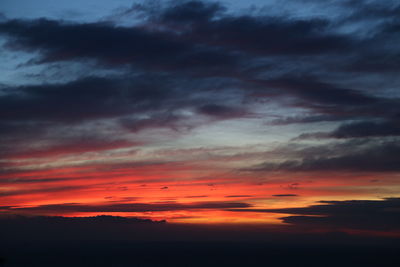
[0,76,172,123]
[331,120,400,138]
[0,1,396,114]
[346,53,400,73]
[0,74,252,138]
[0,1,359,75]
[251,140,400,172]
[249,75,400,126]
[253,76,377,106]
[270,115,341,125]
[160,3,354,54]
[270,93,399,125]
[0,75,198,157]
[295,119,400,140]
[0,215,162,224]
[0,17,237,73]
[197,104,249,119]
[191,17,352,56]
[0,121,50,140]
[159,0,225,23]
[239,198,400,231]
[4,201,251,213]
[229,198,400,231]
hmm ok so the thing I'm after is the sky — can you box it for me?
[0,0,399,236]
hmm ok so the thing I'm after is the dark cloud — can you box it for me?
[0,74,253,160]
[0,76,172,123]
[270,115,341,125]
[3,201,251,214]
[232,198,400,231]
[191,17,353,56]
[295,119,400,140]
[159,0,225,24]
[229,198,400,231]
[0,214,163,224]
[0,17,237,73]
[248,75,400,127]
[0,121,49,138]
[224,195,253,198]
[0,1,397,127]
[0,1,356,71]
[197,104,249,119]
[272,194,298,197]
[0,73,253,143]
[251,140,400,172]
[331,120,400,138]
[346,53,400,73]
[252,76,377,107]
[0,19,184,65]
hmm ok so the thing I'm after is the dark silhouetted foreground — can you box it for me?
[0,216,399,266]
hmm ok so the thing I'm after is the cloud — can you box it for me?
[2,138,136,159]
[276,198,400,231]
[297,120,400,139]
[272,194,298,197]
[192,17,353,56]
[255,76,377,106]
[197,104,249,119]
[250,140,400,172]
[0,72,253,161]
[0,76,173,123]
[0,214,164,224]
[331,120,400,138]
[120,113,187,133]
[229,198,400,231]
[248,75,400,125]
[224,195,253,198]
[0,185,90,197]
[0,17,237,73]
[0,1,397,127]
[158,0,226,24]
[3,201,252,214]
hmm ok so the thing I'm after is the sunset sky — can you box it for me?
[0,0,399,235]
